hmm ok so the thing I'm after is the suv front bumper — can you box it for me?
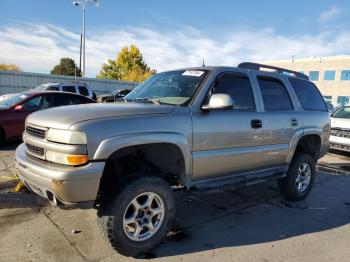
[15,143,105,206]
[329,135,350,152]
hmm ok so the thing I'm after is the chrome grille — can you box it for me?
[331,128,350,138]
[26,125,46,139]
[26,143,45,157]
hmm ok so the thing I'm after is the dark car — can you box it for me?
[0,91,95,142]
[97,89,131,103]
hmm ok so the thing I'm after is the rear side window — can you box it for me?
[78,86,89,96]
[47,86,59,91]
[62,86,76,93]
[257,77,293,111]
[211,73,256,110]
[289,78,327,111]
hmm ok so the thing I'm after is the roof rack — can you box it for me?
[238,62,309,80]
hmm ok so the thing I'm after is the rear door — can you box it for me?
[192,71,265,180]
[253,74,298,168]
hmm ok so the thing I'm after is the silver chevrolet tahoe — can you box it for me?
[15,62,330,256]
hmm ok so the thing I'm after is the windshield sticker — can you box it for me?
[182,70,204,77]
[20,95,27,99]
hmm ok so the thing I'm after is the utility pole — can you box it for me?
[72,0,99,77]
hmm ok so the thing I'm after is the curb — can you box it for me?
[316,164,350,176]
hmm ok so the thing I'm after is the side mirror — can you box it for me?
[14,105,24,111]
[201,94,233,111]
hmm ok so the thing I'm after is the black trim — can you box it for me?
[238,62,309,80]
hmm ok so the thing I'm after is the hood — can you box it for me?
[26,102,175,130]
[331,117,350,129]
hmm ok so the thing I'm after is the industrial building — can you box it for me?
[264,56,350,106]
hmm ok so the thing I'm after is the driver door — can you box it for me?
[192,71,265,180]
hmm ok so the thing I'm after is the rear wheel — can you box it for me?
[278,153,315,201]
[97,176,175,257]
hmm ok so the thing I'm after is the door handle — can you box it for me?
[291,118,299,127]
[251,119,262,129]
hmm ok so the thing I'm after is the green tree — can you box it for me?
[97,45,156,82]
[0,63,21,71]
[50,58,81,76]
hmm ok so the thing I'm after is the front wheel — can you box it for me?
[278,153,316,201]
[97,176,175,257]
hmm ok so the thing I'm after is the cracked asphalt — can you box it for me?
[1,142,349,262]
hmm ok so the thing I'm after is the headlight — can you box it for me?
[46,128,87,144]
[46,151,89,166]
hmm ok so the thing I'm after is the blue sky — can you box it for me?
[0,0,350,76]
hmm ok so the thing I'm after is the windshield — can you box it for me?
[0,94,29,108]
[34,85,48,91]
[125,69,209,106]
[332,106,350,119]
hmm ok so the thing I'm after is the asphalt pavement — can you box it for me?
[0,142,349,262]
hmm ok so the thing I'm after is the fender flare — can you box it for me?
[93,132,192,186]
[287,128,323,164]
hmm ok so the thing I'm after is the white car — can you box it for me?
[330,106,350,152]
[0,93,17,102]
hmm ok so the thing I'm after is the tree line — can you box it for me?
[0,45,155,83]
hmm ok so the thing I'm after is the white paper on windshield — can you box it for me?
[20,95,28,99]
[182,70,204,77]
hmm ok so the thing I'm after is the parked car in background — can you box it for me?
[0,93,17,102]
[330,105,350,152]
[0,91,95,142]
[97,89,131,103]
[34,82,97,100]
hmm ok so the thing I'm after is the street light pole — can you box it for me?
[82,3,86,76]
[72,0,99,77]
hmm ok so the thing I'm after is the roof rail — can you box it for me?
[238,62,309,80]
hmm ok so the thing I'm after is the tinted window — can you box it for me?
[324,70,336,80]
[78,86,89,96]
[62,86,76,93]
[340,70,350,80]
[289,78,327,111]
[47,86,59,91]
[258,77,293,111]
[54,94,91,106]
[309,71,319,81]
[211,73,255,110]
[22,96,44,111]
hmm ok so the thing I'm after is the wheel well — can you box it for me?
[96,143,186,205]
[294,135,321,160]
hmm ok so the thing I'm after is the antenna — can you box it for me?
[202,58,205,67]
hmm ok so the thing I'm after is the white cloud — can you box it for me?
[318,5,340,23]
[0,22,350,77]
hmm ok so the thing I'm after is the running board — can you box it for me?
[191,167,287,191]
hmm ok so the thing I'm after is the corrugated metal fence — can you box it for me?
[0,70,139,95]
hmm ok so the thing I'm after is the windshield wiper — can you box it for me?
[128,97,161,105]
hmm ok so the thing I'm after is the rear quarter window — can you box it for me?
[289,78,327,111]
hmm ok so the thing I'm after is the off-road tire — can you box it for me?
[278,153,316,201]
[97,176,175,257]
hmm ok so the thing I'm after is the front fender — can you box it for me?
[93,132,192,185]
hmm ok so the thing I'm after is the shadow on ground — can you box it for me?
[0,140,21,151]
[141,172,350,259]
